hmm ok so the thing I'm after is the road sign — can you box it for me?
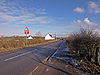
[24,27,29,34]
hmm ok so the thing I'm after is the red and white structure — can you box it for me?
[24,27,29,39]
[24,27,29,34]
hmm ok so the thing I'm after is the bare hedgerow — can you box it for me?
[67,28,100,63]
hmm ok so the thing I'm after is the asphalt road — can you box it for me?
[0,40,65,75]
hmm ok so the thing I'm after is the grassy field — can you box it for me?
[0,36,57,53]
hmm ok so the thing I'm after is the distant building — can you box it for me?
[27,35,33,39]
[45,34,55,40]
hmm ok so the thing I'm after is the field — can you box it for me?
[0,36,56,53]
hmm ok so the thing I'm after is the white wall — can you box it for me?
[45,34,55,40]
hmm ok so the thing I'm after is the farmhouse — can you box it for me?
[45,34,55,40]
[27,35,33,39]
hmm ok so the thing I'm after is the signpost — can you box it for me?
[24,27,29,39]
[24,27,29,46]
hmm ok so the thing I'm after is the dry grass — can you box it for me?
[0,36,57,53]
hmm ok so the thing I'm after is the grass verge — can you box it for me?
[0,36,58,53]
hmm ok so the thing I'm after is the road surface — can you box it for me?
[0,40,65,75]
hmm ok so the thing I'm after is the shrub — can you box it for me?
[67,29,100,63]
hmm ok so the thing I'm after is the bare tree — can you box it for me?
[35,31,42,37]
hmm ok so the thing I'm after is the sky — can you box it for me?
[0,0,100,37]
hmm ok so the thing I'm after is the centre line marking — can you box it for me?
[4,51,32,61]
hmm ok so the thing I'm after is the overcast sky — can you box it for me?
[0,0,100,37]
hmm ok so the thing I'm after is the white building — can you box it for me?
[27,35,33,39]
[45,34,55,40]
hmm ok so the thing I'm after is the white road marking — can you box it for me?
[4,51,32,61]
